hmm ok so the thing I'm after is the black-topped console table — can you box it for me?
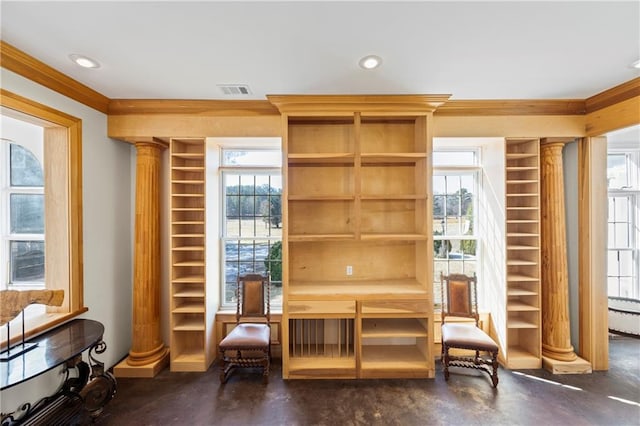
[1,319,116,425]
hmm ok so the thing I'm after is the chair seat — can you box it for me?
[219,323,270,349]
[441,323,498,352]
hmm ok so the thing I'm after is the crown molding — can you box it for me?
[268,94,451,113]
[1,41,110,114]
[435,100,586,116]
[108,99,279,116]
[585,77,640,114]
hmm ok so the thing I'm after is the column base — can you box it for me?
[113,348,170,378]
[542,355,592,374]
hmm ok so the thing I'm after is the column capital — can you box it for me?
[128,137,169,150]
[540,137,576,147]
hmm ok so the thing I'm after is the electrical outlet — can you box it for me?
[346,265,353,276]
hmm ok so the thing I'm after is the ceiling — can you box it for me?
[1,1,639,101]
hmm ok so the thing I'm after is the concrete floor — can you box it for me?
[98,336,639,426]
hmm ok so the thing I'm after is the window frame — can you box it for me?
[2,142,46,288]
[606,148,640,300]
[218,147,282,310]
[432,148,481,308]
[1,89,85,346]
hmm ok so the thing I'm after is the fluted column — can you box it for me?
[127,141,168,368]
[540,139,577,362]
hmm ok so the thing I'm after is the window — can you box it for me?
[607,148,640,299]
[2,137,45,289]
[433,149,480,307]
[1,90,84,344]
[220,149,282,307]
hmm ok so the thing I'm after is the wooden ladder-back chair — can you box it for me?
[219,274,271,384]
[440,272,499,387]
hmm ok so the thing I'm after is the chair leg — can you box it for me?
[443,345,450,381]
[219,351,227,384]
[262,350,270,384]
[491,350,499,388]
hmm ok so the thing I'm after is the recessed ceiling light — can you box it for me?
[631,59,640,69]
[359,55,382,70]
[69,54,100,69]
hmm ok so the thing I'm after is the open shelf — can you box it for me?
[360,345,429,370]
[361,318,427,338]
[507,319,539,329]
[288,233,355,242]
[274,97,436,379]
[288,279,426,300]
[507,301,539,311]
[288,153,355,164]
[507,287,538,296]
[507,274,539,282]
[169,138,211,373]
[287,356,357,379]
[172,316,205,331]
[360,152,427,164]
[173,289,205,298]
[504,138,541,369]
[360,233,429,241]
[505,346,541,369]
[288,195,355,201]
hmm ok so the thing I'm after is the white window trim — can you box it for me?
[607,148,640,300]
[1,142,45,290]
[216,143,282,309]
[1,92,86,348]
[432,148,482,308]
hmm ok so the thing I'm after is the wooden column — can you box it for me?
[540,139,577,362]
[114,139,169,378]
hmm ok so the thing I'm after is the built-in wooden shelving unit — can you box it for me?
[504,138,542,369]
[169,138,214,372]
[269,94,448,379]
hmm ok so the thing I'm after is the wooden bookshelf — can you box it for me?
[169,138,214,372]
[269,94,448,379]
[504,138,542,369]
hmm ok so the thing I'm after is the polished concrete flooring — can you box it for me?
[98,336,639,426]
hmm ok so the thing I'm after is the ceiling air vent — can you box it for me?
[217,84,252,95]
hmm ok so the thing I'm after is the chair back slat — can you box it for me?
[440,272,479,325]
[236,273,270,323]
[242,279,264,317]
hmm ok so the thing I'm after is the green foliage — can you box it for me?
[265,241,282,285]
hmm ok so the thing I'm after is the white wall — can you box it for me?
[1,115,44,161]
[477,139,507,349]
[1,69,134,412]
